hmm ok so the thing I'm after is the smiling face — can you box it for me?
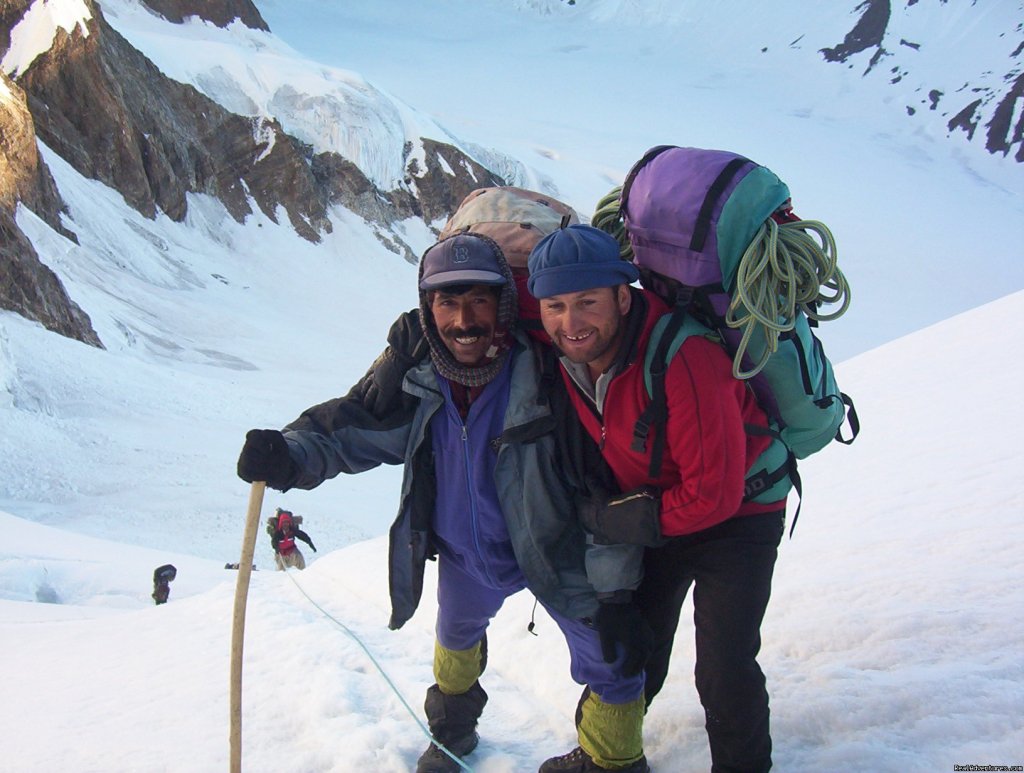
[429,284,501,366]
[538,285,631,379]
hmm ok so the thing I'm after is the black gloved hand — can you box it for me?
[309,542,317,552]
[237,429,294,490]
[594,593,654,678]
[579,486,663,547]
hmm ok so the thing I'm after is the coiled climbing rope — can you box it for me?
[592,186,632,260]
[726,217,850,378]
[591,185,851,379]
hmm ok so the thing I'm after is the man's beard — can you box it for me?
[552,315,622,369]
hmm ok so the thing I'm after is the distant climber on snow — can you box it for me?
[266,508,316,570]
[152,564,177,605]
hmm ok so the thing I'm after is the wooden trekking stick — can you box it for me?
[230,481,265,773]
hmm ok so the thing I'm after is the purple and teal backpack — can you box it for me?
[593,145,859,531]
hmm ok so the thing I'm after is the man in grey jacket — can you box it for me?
[237,233,652,773]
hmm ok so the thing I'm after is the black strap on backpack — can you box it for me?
[691,156,749,252]
[633,290,801,527]
[744,423,804,537]
[620,145,675,210]
[632,293,692,479]
[835,393,860,444]
[621,148,750,256]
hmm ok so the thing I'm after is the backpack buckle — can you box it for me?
[631,421,650,453]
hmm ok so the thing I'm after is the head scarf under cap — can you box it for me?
[418,233,518,387]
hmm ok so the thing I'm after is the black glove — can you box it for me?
[309,542,317,552]
[237,429,294,489]
[579,486,663,547]
[594,593,654,678]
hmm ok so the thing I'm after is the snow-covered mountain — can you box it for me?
[1,0,516,346]
[511,0,1024,164]
[1,2,1023,770]
[2,0,1022,356]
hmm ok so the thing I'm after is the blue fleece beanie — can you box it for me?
[527,224,639,299]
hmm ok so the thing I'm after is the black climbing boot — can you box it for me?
[538,746,650,773]
[416,681,487,772]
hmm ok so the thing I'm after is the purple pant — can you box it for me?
[436,557,644,705]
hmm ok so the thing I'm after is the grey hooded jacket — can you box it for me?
[279,329,642,630]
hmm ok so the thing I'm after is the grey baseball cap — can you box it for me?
[419,234,508,290]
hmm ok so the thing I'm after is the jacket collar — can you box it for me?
[403,333,552,433]
[611,287,668,371]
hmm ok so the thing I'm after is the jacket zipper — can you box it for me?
[459,420,500,588]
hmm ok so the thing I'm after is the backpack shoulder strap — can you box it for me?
[633,296,712,479]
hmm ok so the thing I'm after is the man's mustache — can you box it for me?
[443,325,490,339]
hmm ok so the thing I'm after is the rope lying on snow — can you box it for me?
[281,569,475,773]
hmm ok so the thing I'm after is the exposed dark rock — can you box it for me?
[17,3,330,239]
[0,0,30,54]
[947,99,982,140]
[0,211,102,347]
[311,151,387,219]
[335,138,505,224]
[818,0,1020,162]
[0,70,100,346]
[309,138,507,262]
[0,72,73,240]
[410,139,505,225]
[820,0,891,64]
[985,71,1024,161]
[139,0,268,31]
[11,1,506,251]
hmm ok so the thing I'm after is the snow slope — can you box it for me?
[2,290,1022,772]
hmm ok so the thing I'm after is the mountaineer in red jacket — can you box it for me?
[267,508,317,570]
[528,224,788,773]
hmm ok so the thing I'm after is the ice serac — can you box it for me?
[0,70,101,347]
[7,0,505,243]
[0,0,507,343]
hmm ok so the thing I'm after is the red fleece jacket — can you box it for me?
[561,290,784,537]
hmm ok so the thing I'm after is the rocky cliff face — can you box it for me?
[18,5,340,241]
[0,68,101,346]
[0,0,505,346]
[139,0,268,30]
[311,138,502,257]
